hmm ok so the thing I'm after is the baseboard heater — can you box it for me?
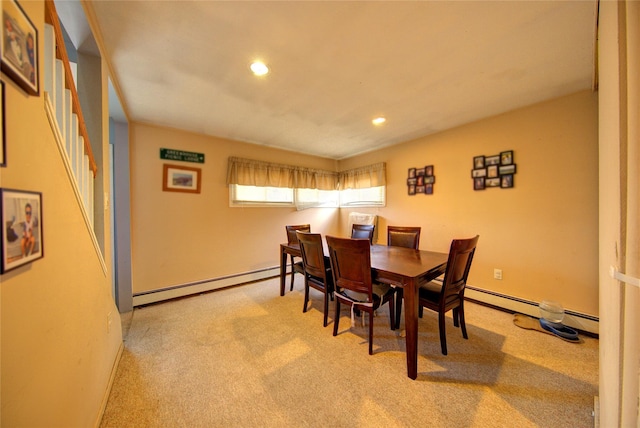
[133,272,600,335]
[465,286,599,335]
[132,266,281,307]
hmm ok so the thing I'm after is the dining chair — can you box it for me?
[296,231,334,327]
[285,224,311,291]
[326,235,396,355]
[351,224,375,243]
[386,226,421,329]
[419,235,479,355]
[387,226,421,250]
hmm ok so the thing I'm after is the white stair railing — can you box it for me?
[42,0,96,225]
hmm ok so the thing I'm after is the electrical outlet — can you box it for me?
[494,269,503,280]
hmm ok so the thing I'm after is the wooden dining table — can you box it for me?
[279,241,448,380]
[279,242,302,296]
[369,245,448,379]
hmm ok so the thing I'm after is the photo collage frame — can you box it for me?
[407,165,435,195]
[472,150,516,190]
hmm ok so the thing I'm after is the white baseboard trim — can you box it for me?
[132,267,280,307]
[132,274,600,335]
[465,286,599,335]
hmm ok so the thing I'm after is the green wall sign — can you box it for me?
[160,148,205,164]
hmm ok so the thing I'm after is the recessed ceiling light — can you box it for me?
[250,61,269,76]
[372,117,386,125]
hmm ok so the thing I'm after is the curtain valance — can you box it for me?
[226,157,385,191]
[338,162,386,189]
[226,157,338,190]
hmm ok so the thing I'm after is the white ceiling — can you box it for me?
[77,1,597,160]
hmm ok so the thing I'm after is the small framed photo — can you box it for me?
[499,164,517,175]
[473,156,485,169]
[416,175,424,186]
[415,167,426,177]
[408,185,416,195]
[487,165,499,178]
[1,80,5,166]
[473,177,485,191]
[486,177,501,187]
[425,165,434,176]
[1,0,39,96]
[501,174,514,188]
[425,183,433,195]
[471,168,487,178]
[1,188,43,273]
[416,185,425,194]
[407,177,417,186]
[485,155,500,166]
[408,167,416,178]
[162,164,202,194]
[500,150,514,165]
[424,175,435,184]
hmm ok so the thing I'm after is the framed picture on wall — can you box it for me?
[162,164,202,194]
[471,168,487,178]
[425,183,433,194]
[473,155,485,169]
[485,155,500,166]
[1,0,39,96]
[500,150,514,165]
[499,164,517,175]
[486,177,501,187]
[501,174,514,188]
[1,80,5,166]
[1,188,43,273]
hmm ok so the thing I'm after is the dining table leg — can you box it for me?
[403,278,419,379]
[279,244,287,296]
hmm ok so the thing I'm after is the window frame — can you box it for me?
[229,184,386,208]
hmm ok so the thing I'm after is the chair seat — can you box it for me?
[419,280,443,302]
[338,282,393,305]
[307,268,334,289]
[293,260,305,274]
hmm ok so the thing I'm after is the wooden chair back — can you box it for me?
[387,226,421,250]
[297,231,334,326]
[326,235,373,301]
[440,235,479,306]
[351,224,375,243]
[296,232,329,282]
[286,224,310,245]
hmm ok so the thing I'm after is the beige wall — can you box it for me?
[131,90,598,317]
[341,90,599,316]
[130,124,340,294]
[0,1,121,426]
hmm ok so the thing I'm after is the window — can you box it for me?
[229,184,385,208]
[227,158,385,208]
[230,185,293,206]
[339,186,386,207]
[295,188,339,209]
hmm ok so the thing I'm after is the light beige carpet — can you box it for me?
[100,277,598,428]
